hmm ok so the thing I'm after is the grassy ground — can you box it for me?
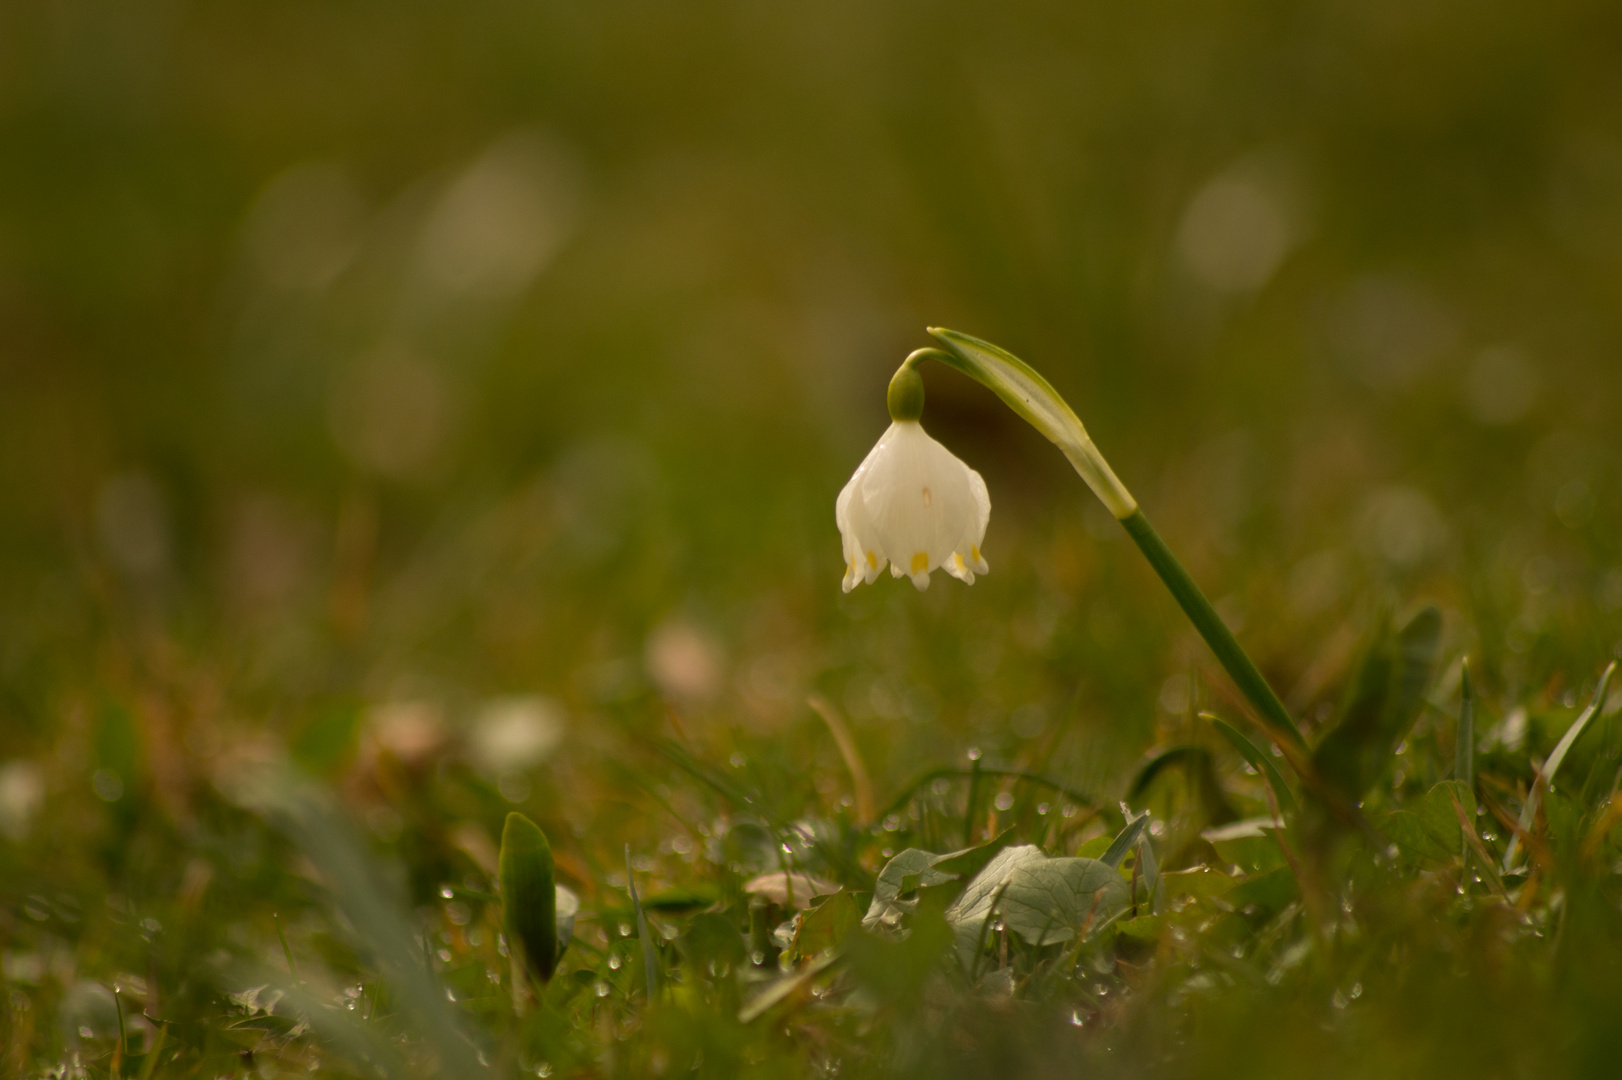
[5,1,1622,1076]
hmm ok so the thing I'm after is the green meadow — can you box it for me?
[4,1,1622,1076]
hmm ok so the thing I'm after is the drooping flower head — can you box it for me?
[837,362,990,591]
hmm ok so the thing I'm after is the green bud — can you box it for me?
[887,363,925,422]
[500,812,558,982]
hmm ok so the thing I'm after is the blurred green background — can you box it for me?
[5,0,1622,991]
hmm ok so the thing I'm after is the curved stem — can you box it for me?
[1120,510,1306,752]
[920,329,1308,756]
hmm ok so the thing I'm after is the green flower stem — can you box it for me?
[919,328,1308,755]
[1118,510,1306,752]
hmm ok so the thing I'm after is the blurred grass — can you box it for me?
[4,0,1622,1076]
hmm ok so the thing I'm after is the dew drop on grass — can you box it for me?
[608,953,622,970]
[593,981,611,998]
[1069,1010,1085,1026]
[1036,802,1050,815]
[994,792,1014,812]
[618,922,633,937]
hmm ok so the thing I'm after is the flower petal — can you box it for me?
[836,419,992,591]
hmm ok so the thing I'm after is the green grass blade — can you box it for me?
[626,844,661,999]
[1503,661,1617,872]
[1457,659,1475,791]
[500,812,558,983]
[1102,812,1151,869]
[1205,714,1297,815]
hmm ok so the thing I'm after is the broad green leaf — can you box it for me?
[500,812,558,982]
[1000,857,1131,946]
[862,831,1015,931]
[941,845,1046,968]
[862,848,960,931]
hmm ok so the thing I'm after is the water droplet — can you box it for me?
[607,954,622,970]
[593,981,611,998]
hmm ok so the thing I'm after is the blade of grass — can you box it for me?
[625,845,661,999]
[235,768,486,1076]
[134,1023,166,1080]
[1457,660,1475,791]
[809,695,875,826]
[1503,662,1617,872]
[963,756,982,846]
[274,913,299,982]
[1204,713,1297,814]
[1102,811,1150,869]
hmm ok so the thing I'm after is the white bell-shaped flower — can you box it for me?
[837,420,990,592]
